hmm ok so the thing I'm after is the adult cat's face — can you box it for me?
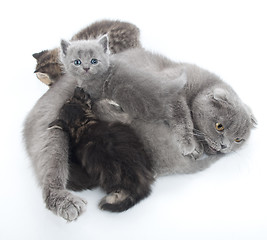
[192,88,256,155]
[60,37,110,84]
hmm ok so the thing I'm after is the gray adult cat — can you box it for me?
[60,36,256,175]
[24,35,255,222]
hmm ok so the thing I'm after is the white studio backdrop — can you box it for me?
[0,0,266,240]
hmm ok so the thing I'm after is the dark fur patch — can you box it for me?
[50,87,154,212]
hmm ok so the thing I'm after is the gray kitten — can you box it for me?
[60,37,256,175]
[33,19,141,86]
[60,37,193,156]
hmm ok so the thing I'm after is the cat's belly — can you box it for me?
[132,120,217,176]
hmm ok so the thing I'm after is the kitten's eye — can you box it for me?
[74,59,82,66]
[91,58,98,64]
[215,123,224,131]
[234,138,243,143]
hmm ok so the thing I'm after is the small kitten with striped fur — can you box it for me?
[48,87,154,213]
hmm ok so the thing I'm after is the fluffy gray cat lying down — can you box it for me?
[23,36,256,221]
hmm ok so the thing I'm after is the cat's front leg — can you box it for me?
[171,98,204,159]
[38,129,87,221]
[172,122,203,159]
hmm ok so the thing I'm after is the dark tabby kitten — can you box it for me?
[48,87,154,212]
[33,20,141,86]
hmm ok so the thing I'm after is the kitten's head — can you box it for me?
[48,87,96,134]
[192,88,256,155]
[60,35,110,84]
[32,48,63,86]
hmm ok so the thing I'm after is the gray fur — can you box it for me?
[24,38,255,222]
[60,39,189,155]
[60,41,255,176]
[23,75,87,221]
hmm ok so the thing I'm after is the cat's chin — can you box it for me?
[219,148,231,154]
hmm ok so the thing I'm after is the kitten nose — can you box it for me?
[83,67,90,72]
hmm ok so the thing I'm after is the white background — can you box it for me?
[1,0,266,239]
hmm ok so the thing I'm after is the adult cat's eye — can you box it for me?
[91,58,98,64]
[234,138,243,143]
[215,122,224,131]
[74,59,82,65]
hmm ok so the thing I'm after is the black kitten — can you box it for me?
[48,87,154,212]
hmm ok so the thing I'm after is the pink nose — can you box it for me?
[83,68,89,72]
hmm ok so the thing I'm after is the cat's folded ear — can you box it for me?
[244,104,257,128]
[60,39,71,56]
[212,88,230,103]
[32,50,48,60]
[98,34,109,54]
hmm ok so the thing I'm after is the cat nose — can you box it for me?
[83,67,90,72]
[221,144,228,150]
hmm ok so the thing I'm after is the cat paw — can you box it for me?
[189,143,204,160]
[180,138,203,159]
[46,190,87,221]
[36,72,53,86]
[179,138,196,156]
[99,190,134,212]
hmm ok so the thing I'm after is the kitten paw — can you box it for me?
[46,190,87,221]
[99,190,134,212]
[36,72,53,86]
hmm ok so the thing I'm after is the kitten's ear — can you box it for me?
[98,34,109,53]
[212,88,230,103]
[32,50,48,60]
[60,39,71,56]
